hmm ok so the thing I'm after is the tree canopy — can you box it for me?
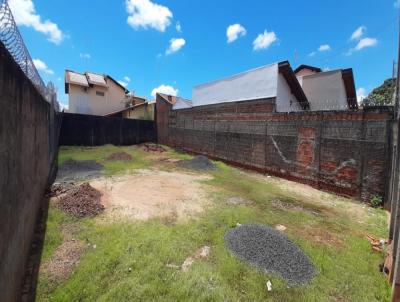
[362,78,396,106]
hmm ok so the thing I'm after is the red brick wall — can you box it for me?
[156,97,392,204]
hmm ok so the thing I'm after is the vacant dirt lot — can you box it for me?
[35,145,391,302]
[90,170,211,222]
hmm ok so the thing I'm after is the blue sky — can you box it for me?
[8,0,399,108]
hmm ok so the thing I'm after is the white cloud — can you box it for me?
[357,87,367,104]
[252,30,277,51]
[176,21,182,32]
[59,102,69,111]
[355,37,377,51]
[125,0,173,32]
[346,26,377,55]
[166,38,186,55]
[322,67,330,72]
[8,0,64,44]
[118,80,128,88]
[123,76,131,82]
[80,53,91,59]
[309,44,330,56]
[33,58,54,75]
[318,44,331,52]
[226,23,246,43]
[151,84,178,98]
[350,26,366,41]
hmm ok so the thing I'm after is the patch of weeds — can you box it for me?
[371,195,383,208]
[167,148,193,161]
[37,201,390,302]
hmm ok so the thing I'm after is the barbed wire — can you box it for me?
[0,0,49,100]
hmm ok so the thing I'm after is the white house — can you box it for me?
[192,61,309,112]
[65,70,129,116]
[294,65,357,111]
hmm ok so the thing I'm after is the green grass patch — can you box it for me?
[58,145,151,175]
[40,205,75,262]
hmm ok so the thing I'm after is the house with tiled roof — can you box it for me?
[65,70,129,116]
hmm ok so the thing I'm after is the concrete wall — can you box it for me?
[0,42,54,301]
[156,95,392,204]
[123,104,154,120]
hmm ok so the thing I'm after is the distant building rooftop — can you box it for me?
[65,70,129,94]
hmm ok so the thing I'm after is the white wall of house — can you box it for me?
[192,63,278,107]
[299,70,348,111]
[276,73,302,112]
[68,78,126,115]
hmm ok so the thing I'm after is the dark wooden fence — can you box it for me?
[59,113,156,146]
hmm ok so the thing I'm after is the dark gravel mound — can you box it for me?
[140,143,166,153]
[56,160,104,182]
[178,155,216,171]
[106,152,133,161]
[57,183,104,218]
[225,224,316,285]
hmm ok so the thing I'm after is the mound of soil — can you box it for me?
[177,155,216,171]
[140,143,166,153]
[56,160,104,182]
[225,224,316,285]
[106,152,133,161]
[57,183,104,218]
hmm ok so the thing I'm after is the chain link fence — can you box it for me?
[0,0,55,103]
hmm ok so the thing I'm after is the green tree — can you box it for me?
[362,78,396,106]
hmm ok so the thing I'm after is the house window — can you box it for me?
[96,91,105,97]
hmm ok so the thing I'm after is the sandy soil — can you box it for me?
[40,225,85,282]
[245,170,386,225]
[90,170,212,222]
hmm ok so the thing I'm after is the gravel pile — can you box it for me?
[56,160,104,182]
[177,155,216,171]
[57,183,104,218]
[225,224,316,285]
[106,152,133,161]
[140,143,166,153]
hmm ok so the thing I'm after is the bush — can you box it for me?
[370,195,383,208]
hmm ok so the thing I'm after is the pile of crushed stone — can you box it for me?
[177,155,216,171]
[106,152,133,161]
[140,143,166,153]
[57,183,104,218]
[56,160,104,182]
[225,224,316,285]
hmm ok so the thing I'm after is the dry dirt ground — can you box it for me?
[90,169,212,222]
[40,225,85,283]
